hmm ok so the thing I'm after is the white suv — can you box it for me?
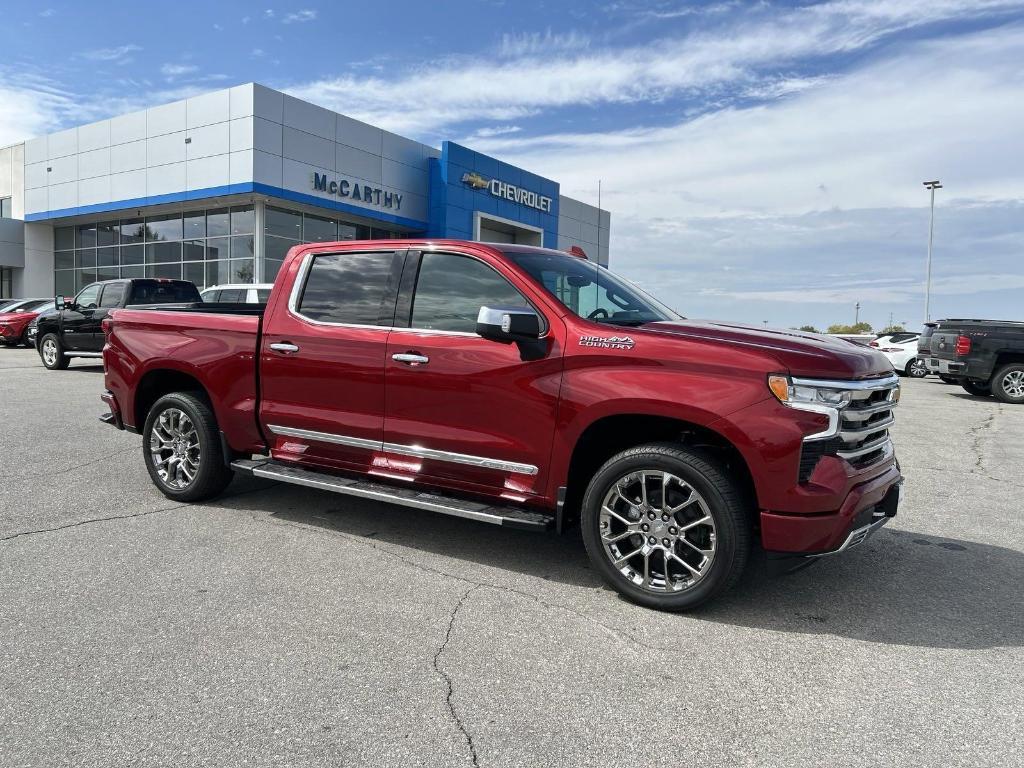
[200,284,273,304]
[871,333,927,377]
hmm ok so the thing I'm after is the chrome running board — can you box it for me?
[231,458,554,532]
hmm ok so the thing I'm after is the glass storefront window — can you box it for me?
[97,221,119,247]
[147,262,181,279]
[263,259,284,282]
[206,237,230,261]
[120,219,145,244]
[303,213,336,242]
[338,223,358,240]
[146,242,181,264]
[76,224,96,249]
[77,249,97,268]
[184,212,206,239]
[55,251,75,270]
[121,244,144,265]
[230,259,255,282]
[55,226,75,250]
[264,235,294,263]
[207,208,230,237]
[55,270,75,295]
[231,235,255,260]
[146,213,183,242]
[97,247,118,267]
[206,259,230,286]
[183,240,205,261]
[121,265,144,279]
[183,261,205,286]
[230,205,254,235]
[266,206,302,239]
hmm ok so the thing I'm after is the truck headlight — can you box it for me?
[768,375,855,409]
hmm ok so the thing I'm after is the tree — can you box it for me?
[827,322,874,334]
[879,324,906,335]
[797,325,819,333]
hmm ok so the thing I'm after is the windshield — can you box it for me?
[128,280,202,304]
[503,250,681,327]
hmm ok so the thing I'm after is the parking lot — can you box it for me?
[1,346,1021,768]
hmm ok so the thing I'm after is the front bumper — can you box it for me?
[761,463,902,555]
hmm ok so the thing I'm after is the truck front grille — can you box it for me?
[797,376,899,482]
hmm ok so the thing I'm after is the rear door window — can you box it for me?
[99,283,126,308]
[219,289,245,302]
[297,251,397,325]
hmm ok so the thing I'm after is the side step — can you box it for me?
[231,458,554,532]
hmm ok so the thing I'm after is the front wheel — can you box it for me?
[143,392,234,502]
[39,334,69,370]
[581,443,751,611]
[992,364,1024,404]
[961,380,991,397]
[906,358,928,378]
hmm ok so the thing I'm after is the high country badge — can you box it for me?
[579,335,636,350]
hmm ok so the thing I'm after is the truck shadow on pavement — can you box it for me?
[249,487,1021,651]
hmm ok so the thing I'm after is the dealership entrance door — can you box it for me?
[474,212,543,246]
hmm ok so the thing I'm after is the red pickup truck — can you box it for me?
[101,240,902,610]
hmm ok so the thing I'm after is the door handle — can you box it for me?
[269,342,300,354]
[392,352,429,365]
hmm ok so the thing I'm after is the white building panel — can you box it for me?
[147,162,187,197]
[110,140,147,174]
[47,155,77,186]
[147,132,186,167]
[78,175,111,207]
[47,128,78,159]
[337,114,383,155]
[147,100,187,138]
[24,187,47,215]
[110,110,147,145]
[25,161,48,190]
[282,157,329,195]
[381,132,424,168]
[110,169,147,201]
[187,89,231,129]
[229,117,254,153]
[252,149,282,187]
[24,136,47,165]
[187,155,230,190]
[282,127,334,170]
[253,117,282,155]
[49,180,78,211]
[382,157,426,194]
[230,150,255,185]
[229,83,255,121]
[336,144,382,185]
[78,148,110,180]
[186,122,230,161]
[78,120,110,153]
[282,94,335,141]
[252,84,284,124]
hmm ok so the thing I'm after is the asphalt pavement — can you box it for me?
[1,346,1021,767]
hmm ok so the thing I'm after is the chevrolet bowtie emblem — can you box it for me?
[461,172,490,190]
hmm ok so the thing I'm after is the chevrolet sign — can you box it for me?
[461,172,553,213]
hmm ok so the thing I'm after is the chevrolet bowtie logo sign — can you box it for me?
[460,171,554,213]
[461,172,489,190]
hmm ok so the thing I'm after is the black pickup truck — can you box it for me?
[929,319,1024,403]
[34,278,202,370]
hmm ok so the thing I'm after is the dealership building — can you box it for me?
[0,83,610,299]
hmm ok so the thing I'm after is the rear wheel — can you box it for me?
[905,358,928,378]
[143,392,234,501]
[581,443,750,611]
[961,380,991,397]
[992,364,1024,404]
[39,334,69,370]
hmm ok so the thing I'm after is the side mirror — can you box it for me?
[476,305,542,343]
[55,295,71,311]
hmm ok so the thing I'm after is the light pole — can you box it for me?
[923,180,942,323]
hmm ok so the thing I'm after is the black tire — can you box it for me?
[581,443,751,612]
[991,364,1024,404]
[142,392,234,502]
[960,380,991,397]
[939,375,958,384]
[39,333,69,370]
[905,358,928,378]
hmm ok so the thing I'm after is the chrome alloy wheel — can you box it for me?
[1002,370,1024,398]
[599,471,716,592]
[908,358,928,377]
[41,338,58,367]
[149,407,201,489]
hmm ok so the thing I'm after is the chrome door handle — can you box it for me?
[392,353,429,365]
[269,342,300,354]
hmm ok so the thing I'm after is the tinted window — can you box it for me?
[411,252,529,333]
[298,252,395,325]
[128,281,202,304]
[201,289,219,302]
[219,289,245,302]
[256,289,271,303]
[75,284,101,309]
[99,283,126,308]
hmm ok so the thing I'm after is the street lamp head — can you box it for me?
[923,180,943,189]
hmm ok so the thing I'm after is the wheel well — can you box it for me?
[994,352,1024,370]
[563,415,757,525]
[134,370,208,428]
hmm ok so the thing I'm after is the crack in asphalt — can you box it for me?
[5,446,137,481]
[967,409,998,472]
[0,486,271,543]
[434,585,482,768]
[249,509,668,653]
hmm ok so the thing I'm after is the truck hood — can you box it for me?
[639,319,895,379]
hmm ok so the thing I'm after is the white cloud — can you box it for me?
[80,44,142,62]
[160,63,199,79]
[498,30,590,57]
[283,9,317,23]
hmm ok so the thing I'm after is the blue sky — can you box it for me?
[2,0,1024,330]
